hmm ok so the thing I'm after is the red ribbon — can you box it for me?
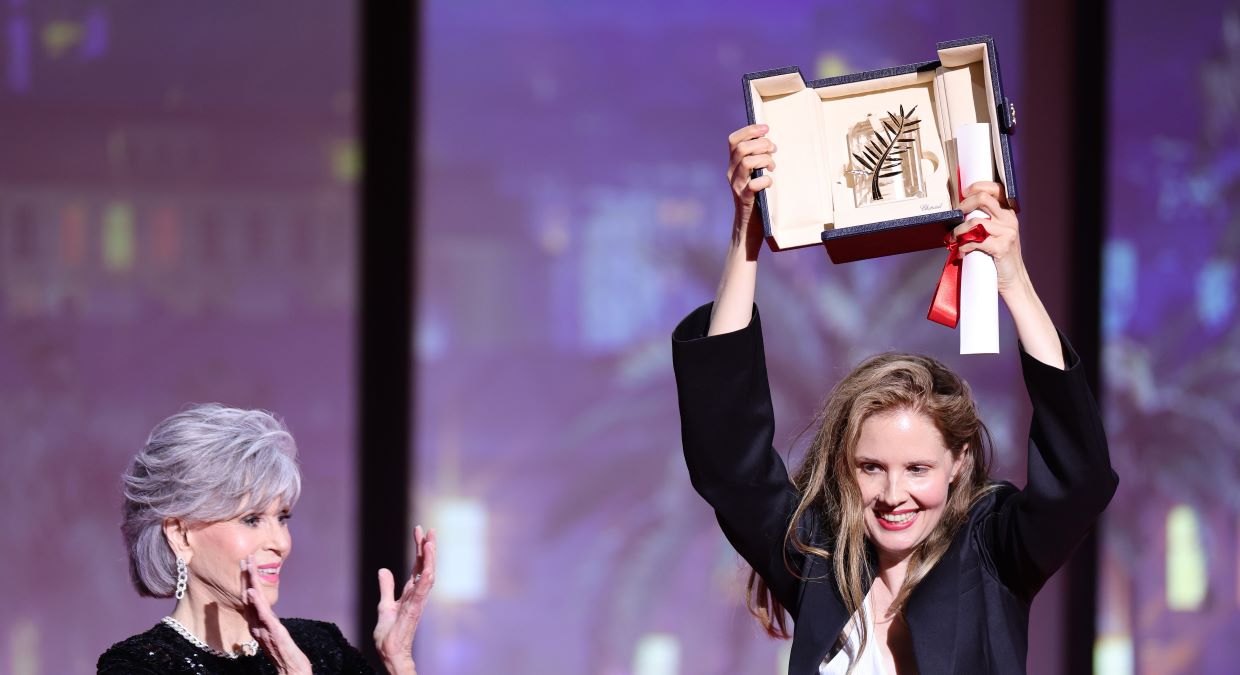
[927,223,990,328]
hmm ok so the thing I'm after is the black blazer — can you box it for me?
[672,303,1118,674]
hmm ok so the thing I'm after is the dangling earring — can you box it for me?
[175,558,188,600]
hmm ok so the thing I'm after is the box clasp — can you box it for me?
[997,97,1016,134]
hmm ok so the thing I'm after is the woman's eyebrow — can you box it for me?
[853,456,940,466]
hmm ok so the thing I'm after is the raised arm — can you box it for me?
[954,181,1117,598]
[672,124,805,616]
[709,123,775,336]
[674,304,804,617]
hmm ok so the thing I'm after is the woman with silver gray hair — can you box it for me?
[98,404,436,674]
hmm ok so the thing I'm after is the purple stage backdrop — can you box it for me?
[1097,2,1240,673]
[0,3,357,673]
[3,1,1236,674]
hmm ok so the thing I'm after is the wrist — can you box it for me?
[380,644,415,671]
[1000,281,1038,321]
[998,263,1033,300]
[731,207,764,257]
[382,656,416,675]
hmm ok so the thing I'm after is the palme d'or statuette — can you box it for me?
[847,105,925,206]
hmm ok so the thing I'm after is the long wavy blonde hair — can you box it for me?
[748,352,997,657]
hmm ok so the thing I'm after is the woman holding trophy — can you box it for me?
[671,124,1117,673]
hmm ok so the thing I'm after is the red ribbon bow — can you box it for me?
[927,223,990,328]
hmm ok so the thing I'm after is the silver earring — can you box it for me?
[175,558,188,600]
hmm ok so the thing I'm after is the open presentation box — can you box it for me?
[743,35,1018,263]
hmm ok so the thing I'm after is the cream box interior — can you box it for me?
[744,36,1017,258]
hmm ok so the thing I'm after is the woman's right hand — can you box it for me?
[726,123,776,252]
[709,124,776,336]
[242,555,313,675]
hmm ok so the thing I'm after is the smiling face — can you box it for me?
[854,409,963,564]
[178,500,293,609]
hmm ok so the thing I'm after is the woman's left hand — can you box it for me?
[374,526,437,675]
[952,181,1031,296]
[954,180,1065,368]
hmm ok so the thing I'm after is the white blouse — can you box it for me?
[818,591,889,675]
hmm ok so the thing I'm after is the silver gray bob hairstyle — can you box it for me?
[121,403,302,598]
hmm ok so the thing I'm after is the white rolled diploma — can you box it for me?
[955,123,1000,354]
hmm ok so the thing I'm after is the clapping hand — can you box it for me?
[374,525,437,675]
[243,554,313,675]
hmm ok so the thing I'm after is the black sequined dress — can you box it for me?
[97,618,376,674]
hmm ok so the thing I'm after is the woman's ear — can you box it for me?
[163,517,193,563]
[950,443,968,483]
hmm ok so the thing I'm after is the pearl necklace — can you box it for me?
[161,616,259,659]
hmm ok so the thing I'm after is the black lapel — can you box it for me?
[789,547,878,672]
[905,531,965,674]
